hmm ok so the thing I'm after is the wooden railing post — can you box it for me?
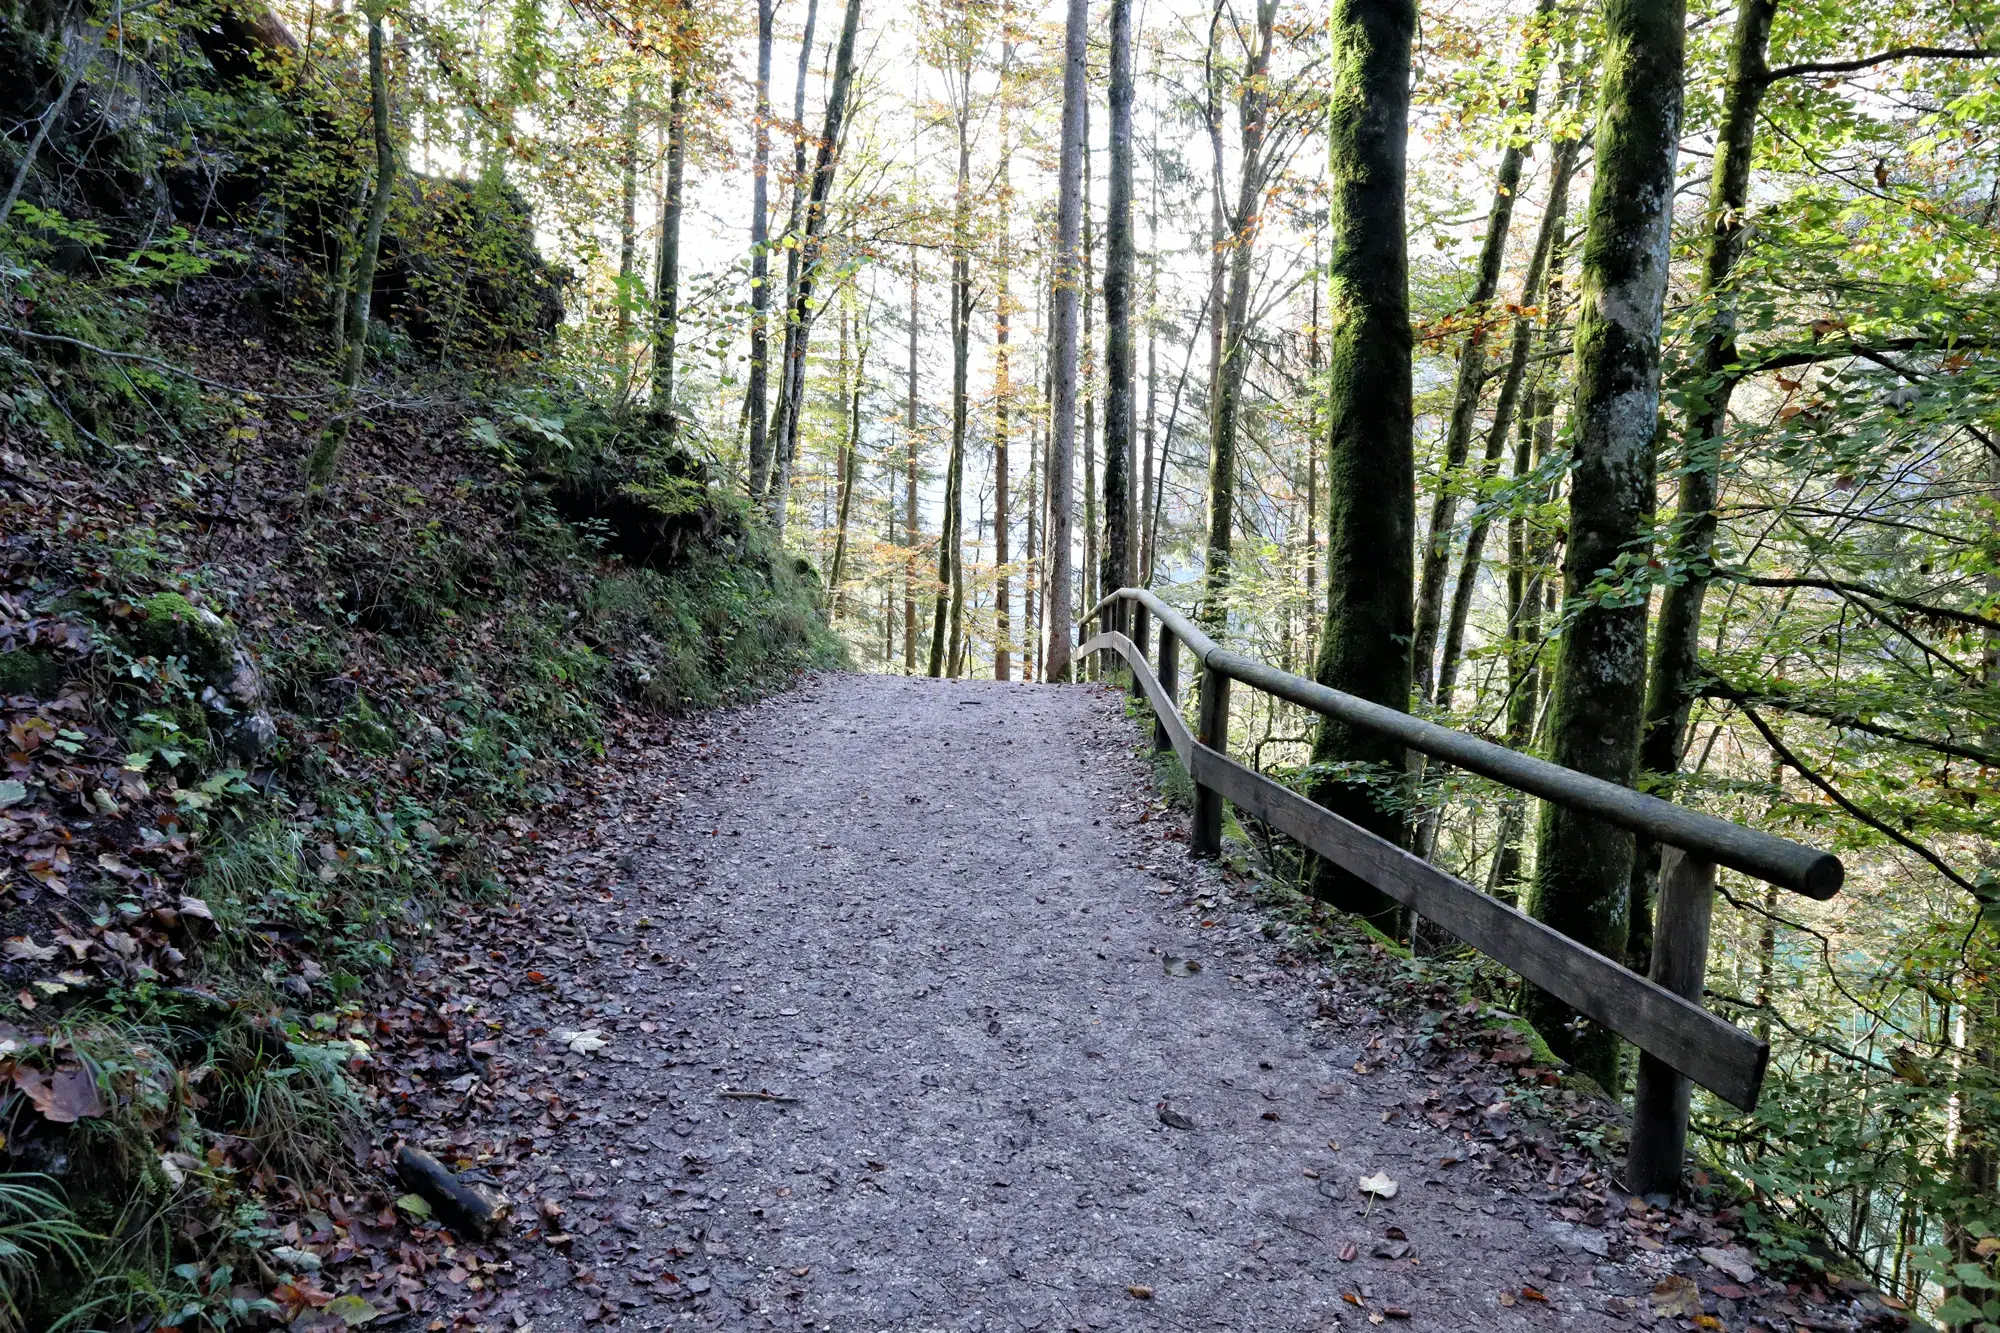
[1191,666,1230,858]
[1626,848,1717,1197]
[1129,600,1150,702]
[1154,626,1179,754]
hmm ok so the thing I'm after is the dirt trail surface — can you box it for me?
[462,675,1800,1331]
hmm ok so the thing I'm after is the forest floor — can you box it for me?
[381,673,1912,1333]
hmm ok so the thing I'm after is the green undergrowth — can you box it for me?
[1,295,844,1329]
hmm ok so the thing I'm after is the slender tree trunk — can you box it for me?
[1101,0,1135,609]
[930,61,974,679]
[994,59,1015,680]
[1307,0,1415,934]
[1409,0,1555,702]
[1046,0,1086,683]
[651,0,689,434]
[307,3,396,489]
[768,0,862,541]
[1142,147,1160,585]
[1525,0,1685,1092]
[1627,0,1775,970]
[1201,0,1279,628]
[1081,125,1097,664]
[1433,131,1580,713]
[754,0,820,501]
[745,0,777,488]
[905,253,921,674]
[613,77,644,416]
[830,291,866,614]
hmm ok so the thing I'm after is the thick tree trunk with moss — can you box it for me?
[1045,0,1085,684]
[1408,0,1554,703]
[1306,0,1415,936]
[307,4,395,489]
[1625,0,1774,971]
[1523,0,1685,1092]
[1100,0,1135,612]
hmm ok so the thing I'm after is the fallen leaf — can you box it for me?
[1357,1171,1399,1199]
[1156,1102,1196,1131]
[396,1192,434,1220]
[271,1245,322,1272]
[9,1063,105,1123]
[1698,1246,1756,1284]
[1382,1309,1410,1320]
[2,937,57,963]
[557,1029,609,1056]
[321,1294,381,1326]
[1521,1286,1547,1302]
[1498,1291,1515,1307]
[1651,1274,1701,1318]
[0,780,26,808]
[1127,1285,1154,1300]
[1339,1243,1358,1262]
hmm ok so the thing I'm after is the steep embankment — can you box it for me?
[0,21,844,1316]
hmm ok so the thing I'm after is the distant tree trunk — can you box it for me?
[1433,130,1580,714]
[1142,147,1160,585]
[768,0,863,542]
[1100,0,1135,609]
[745,0,778,488]
[905,253,921,674]
[1306,0,1415,935]
[1409,0,1555,703]
[1488,379,1549,899]
[829,292,866,615]
[1045,0,1086,684]
[994,62,1015,681]
[930,62,974,679]
[1199,0,1279,629]
[651,0,689,434]
[613,78,644,416]
[1081,126,1097,664]
[1525,0,1685,1093]
[307,1,396,489]
[754,0,820,501]
[1627,0,1775,970]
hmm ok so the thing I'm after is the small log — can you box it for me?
[396,1145,510,1238]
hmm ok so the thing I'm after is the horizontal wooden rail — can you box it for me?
[1089,589,1839,900]
[1079,586,1844,1194]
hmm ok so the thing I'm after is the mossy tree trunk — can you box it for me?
[1523,0,1685,1092]
[1306,0,1416,936]
[1626,0,1774,971]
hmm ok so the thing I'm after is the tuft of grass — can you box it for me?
[0,1174,94,1333]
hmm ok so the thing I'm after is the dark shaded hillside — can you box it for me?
[0,5,844,1324]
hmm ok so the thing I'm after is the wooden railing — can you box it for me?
[1080,587,1842,1197]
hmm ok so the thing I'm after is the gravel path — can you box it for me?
[509,674,1648,1331]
